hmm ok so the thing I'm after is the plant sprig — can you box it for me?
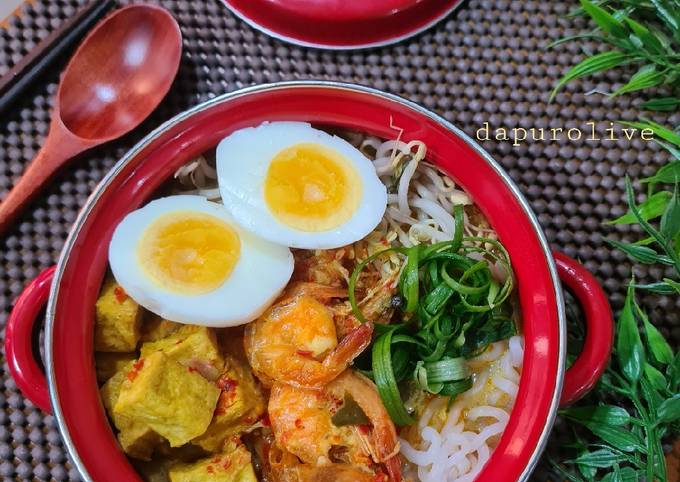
[550,283,680,481]
[549,2,680,480]
[603,119,680,295]
[550,0,680,109]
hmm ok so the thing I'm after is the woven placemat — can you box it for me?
[1,0,678,480]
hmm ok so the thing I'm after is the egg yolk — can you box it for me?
[263,143,362,231]
[138,211,241,294]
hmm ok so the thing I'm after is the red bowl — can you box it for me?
[221,0,465,49]
[5,82,613,482]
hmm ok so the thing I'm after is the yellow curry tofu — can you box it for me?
[140,314,182,343]
[193,356,266,452]
[96,352,137,384]
[100,361,160,460]
[168,441,257,482]
[95,277,143,352]
[140,325,224,374]
[114,351,220,447]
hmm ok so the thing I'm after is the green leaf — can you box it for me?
[631,237,655,247]
[551,51,633,100]
[650,0,680,35]
[605,239,673,265]
[549,459,588,482]
[569,448,629,468]
[561,405,631,426]
[640,377,664,412]
[663,277,680,294]
[641,97,680,112]
[668,352,680,390]
[656,143,680,161]
[644,363,667,391]
[637,303,674,365]
[623,16,666,53]
[580,0,629,37]
[634,281,678,294]
[660,185,680,239]
[624,177,679,266]
[580,421,646,452]
[617,282,645,383]
[621,467,639,482]
[611,465,624,482]
[656,394,680,424]
[621,120,680,148]
[612,65,666,96]
[641,161,680,184]
[607,191,671,224]
[577,460,597,480]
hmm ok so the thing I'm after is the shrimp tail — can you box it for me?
[330,371,402,482]
[384,455,402,482]
[284,282,348,302]
[371,414,402,482]
[321,322,373,379]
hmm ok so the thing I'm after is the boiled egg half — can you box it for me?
[108,195,294,327]
[216,122,387,249]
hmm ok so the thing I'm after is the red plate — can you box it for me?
[221,0,465,49]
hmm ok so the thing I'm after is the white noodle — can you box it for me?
[400,336,524,482]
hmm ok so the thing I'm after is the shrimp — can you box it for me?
[328,371,401,482]
[245,284,373,388]
[273,463,380,482]
[268,371,401,482]
[293,248,354,287]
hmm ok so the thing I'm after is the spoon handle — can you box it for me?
[0,133,84,236]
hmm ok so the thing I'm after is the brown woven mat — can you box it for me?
[1,0,678,480]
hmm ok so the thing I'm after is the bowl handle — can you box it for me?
[553,251,613,406]
[4,266,55,413]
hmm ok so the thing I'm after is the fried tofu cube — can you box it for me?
[168,441,257,482]
[192,356,266,452]
[95,277,143,352]
[141,314,182,343]
[114,351,220,447]
[96,352,138,384]
[140,325,224,375]
[100,361,134,417]
[133,459,173,482]
[118,425,163,461]
[100,360,161,460]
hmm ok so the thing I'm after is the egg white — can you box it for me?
[216,122,387,249]
[108,195,294,327]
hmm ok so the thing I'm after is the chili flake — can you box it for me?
[113,286,128,304]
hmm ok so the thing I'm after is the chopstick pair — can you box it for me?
[0,0,114,115]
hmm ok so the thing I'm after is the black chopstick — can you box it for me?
[0,0,115,115]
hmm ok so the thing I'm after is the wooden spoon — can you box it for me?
[0,4,182,235]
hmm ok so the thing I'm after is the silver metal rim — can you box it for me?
[45,80,566,482]
[220,0,465,50]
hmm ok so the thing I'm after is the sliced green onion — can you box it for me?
[425,357,468,383]
[372,329,415,426]
[400,245,421,313]
[441,261,489,296]
[440,377,473,397]
[349,219,516,425]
